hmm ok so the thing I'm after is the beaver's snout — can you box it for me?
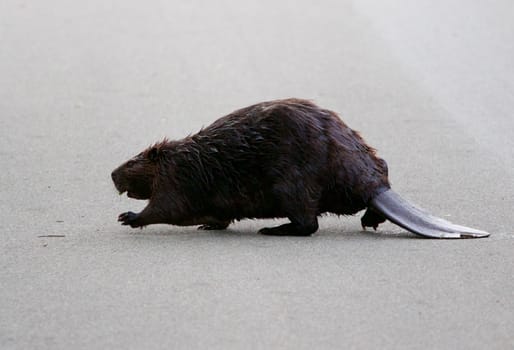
[111,169,126,194]
[111,170,118,184]
[110,159,155,200]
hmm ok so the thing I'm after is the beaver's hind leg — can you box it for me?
[360,207,386,231]
[258,180,320,236]
[259,193,318,236]
[258,217,319,236]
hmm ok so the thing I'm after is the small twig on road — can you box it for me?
[38,235,65,238]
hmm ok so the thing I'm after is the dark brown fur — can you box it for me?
[112,98,390,235]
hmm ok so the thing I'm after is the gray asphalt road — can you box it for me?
[1,1,513,349]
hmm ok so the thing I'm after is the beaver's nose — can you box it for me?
[111,171,118,183]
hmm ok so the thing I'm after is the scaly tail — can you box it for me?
[362,189,490,238]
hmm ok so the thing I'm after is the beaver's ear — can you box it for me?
[147,147,162,162]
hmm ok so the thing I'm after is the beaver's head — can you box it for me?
[111,144,165,200]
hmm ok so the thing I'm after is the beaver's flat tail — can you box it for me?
[368,189,490,238]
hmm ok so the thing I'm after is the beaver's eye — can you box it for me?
[126,160,136,167]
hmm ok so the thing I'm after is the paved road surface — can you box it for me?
[1,1,513,349]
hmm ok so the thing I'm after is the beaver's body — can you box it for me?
[112,98,488,238]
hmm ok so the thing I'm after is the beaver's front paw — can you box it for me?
[118,211,141,228]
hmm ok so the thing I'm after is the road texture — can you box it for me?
[1,1,513,349]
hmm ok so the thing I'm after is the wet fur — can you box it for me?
[111,98,390,235]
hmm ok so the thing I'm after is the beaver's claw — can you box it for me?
[118,211,140,228]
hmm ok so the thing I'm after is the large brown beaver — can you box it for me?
[111,98,489,238]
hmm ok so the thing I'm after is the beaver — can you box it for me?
[111,98,489,238]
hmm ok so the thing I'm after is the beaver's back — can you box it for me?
[169,99,388,219]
